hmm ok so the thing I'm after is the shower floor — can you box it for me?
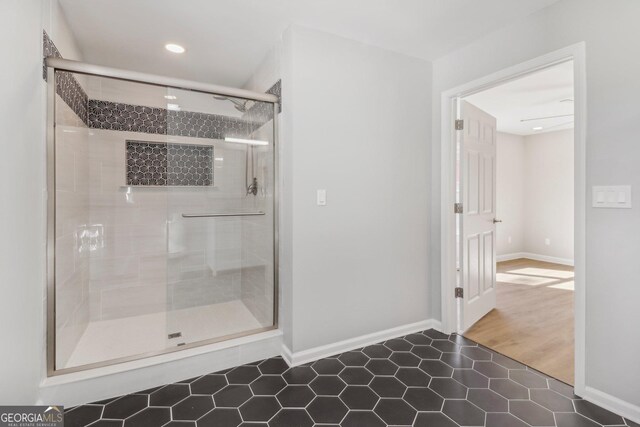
[64,300,262,370]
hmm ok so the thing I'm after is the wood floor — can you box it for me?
[464,258,575,384]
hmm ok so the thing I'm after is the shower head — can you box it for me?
[213,95,249,113]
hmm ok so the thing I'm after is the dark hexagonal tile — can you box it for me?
[282,366,317,384]
[486,412,530,427]
[473,361,509,378]
[149,384,190,406]
[172,395,214,421]
[307,397,348,424]
[238,396,280,422]
[213,385,252,408]
[227,366,261,385]
[389,352,420,367]
[443,399,485,426]
[249,375,286,396]
[449,334,477,347]
[431,340,461,353]
[311,358,344,375]
[429,378,468,399]
[191,375,228,395]
[419,360,454,377]
[467,388,508,412]
[440,352,474,369]
[103,395,148,419]
[574,400,625,425]
[554,413,600,427]
[258,358,289,375]
[124,407,170,427]
[340,385,379,410]
[268,409,313,427]
[338,351,369,366]
[362,344,392,359]
[492,352,526,370]
[509,370,548,389]
[530,388,575,412]
[404,387,444,411]
[374,398,417,425]
[164,422,195,427]
[309,375,346,396]
[404,333,432,345]
[452,369,489,388]
[370,376,407,397]
[276,385,315,407]
[395,367,430,387]
[384,338,412,351]
[65,405,103,426]
[548,378,578,398]
[490,378,529,399]
[365,359,398,376]
[339,366,374,385]
[422,329,449,339]
[197,408,242,427]
[460,346,492,360]
[510,400,555,426]
[411,345,442,360]
[414,412,459,427]
[341,411,386,427]
[84,420,124,427]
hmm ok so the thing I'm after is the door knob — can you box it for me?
[493,218,502,223]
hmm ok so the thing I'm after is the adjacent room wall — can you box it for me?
[496,132,525,256]
[496,129,574,264]
[432,0,640,412]
[523,129,574,262]
[281,26,432,355]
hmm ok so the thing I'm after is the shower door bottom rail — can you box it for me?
[182,211,265,218]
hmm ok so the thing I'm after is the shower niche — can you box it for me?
[48,62,278,373]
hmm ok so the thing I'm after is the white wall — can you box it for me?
[496,132,525,256]
[281,26,432,355]
[523,129,574,262]
[0,0,46,405]
[496,130,574,263]
[432,0,640,411]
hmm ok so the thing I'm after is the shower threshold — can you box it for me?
[62,300,262,370]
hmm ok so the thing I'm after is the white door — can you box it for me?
[459,100,497,331]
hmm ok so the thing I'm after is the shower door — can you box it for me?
[49,64,277,374]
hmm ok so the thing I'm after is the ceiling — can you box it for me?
[59,0,560,89]
[464,61,574,136]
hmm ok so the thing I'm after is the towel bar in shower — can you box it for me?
[182,211,265,218]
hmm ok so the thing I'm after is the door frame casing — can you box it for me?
[438,42,587,395]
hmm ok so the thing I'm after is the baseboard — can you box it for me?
[496,252,574,266]
[582,386,640,425]
[281,319,441,367]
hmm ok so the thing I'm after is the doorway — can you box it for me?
[439,44,586,392]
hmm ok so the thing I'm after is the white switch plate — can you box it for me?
[592,185,632,208]
[317,189,327,206]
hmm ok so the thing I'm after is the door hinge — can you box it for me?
[455,119,464,130]
[454,203,463,214]
[455,287,464,298]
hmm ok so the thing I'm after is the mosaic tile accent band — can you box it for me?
[43,31,89,124]
[126,140,213,186]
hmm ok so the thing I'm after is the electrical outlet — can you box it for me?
[545,238,551,246]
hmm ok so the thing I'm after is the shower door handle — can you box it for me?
[182,211,265,218]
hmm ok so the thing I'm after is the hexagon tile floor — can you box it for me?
[64,329,638,427]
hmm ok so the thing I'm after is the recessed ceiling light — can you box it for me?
[532,126,543,131]
[164,95,177,100]
[165,43,185,54]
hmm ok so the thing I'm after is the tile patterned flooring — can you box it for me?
[65,329,637,427]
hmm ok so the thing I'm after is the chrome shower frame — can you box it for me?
[45,58,280,376]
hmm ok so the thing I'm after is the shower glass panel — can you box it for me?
[51,69,276,373]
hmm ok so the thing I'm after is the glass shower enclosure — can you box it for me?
[46,58,278,374]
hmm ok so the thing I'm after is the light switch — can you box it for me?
[317,189,327,206]
[592,186,632,208]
